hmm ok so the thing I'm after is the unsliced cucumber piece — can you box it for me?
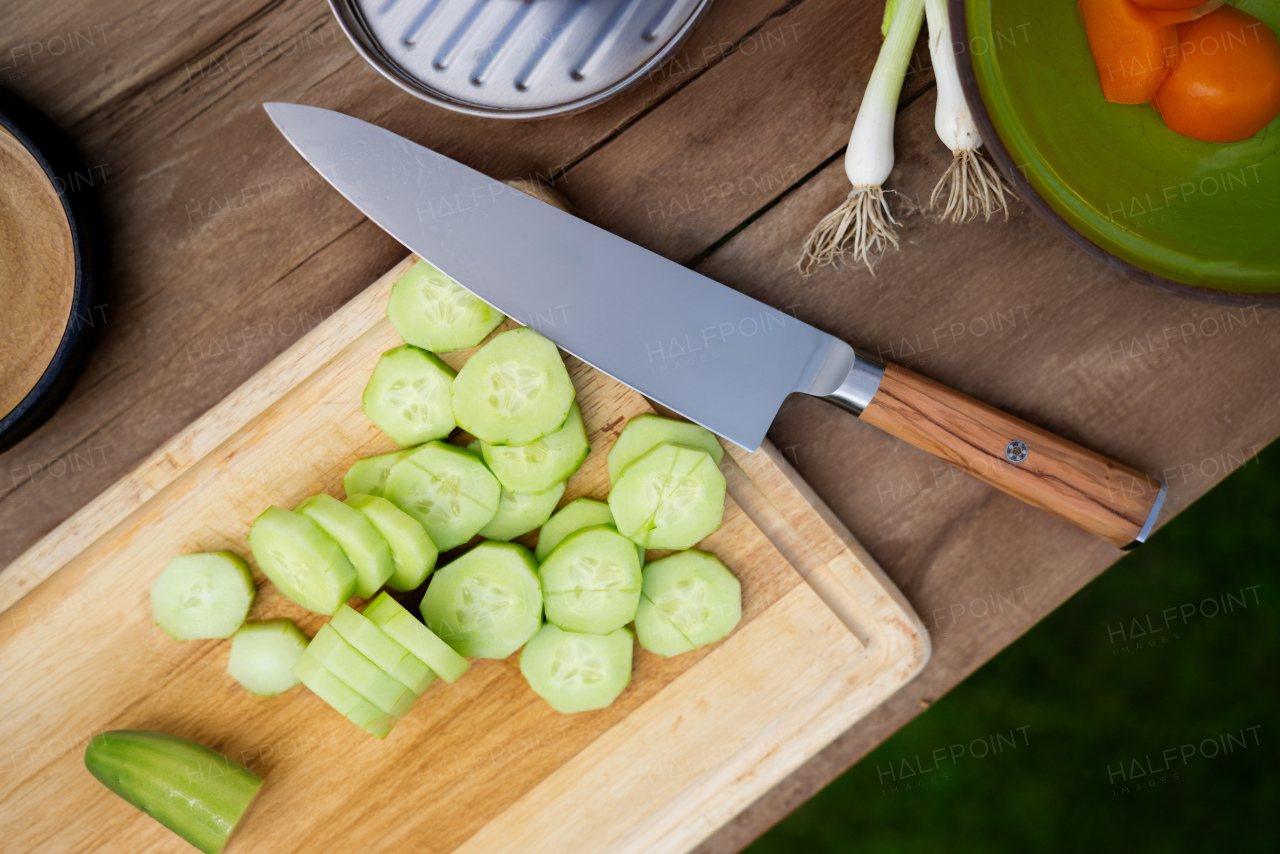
[345,494,438,591]
[362,592,471,682]
[292,653,396,736]
[608,443,727,549]
[227,619,308,696]
[296,493,394,599]
[450,327,575,446]
[607,413,725,484]
[479,482,566,541]
[519,624,633,714]
[420,542,542,659]
[633,596,695,657]
[481,402,589,493]
[83,730,263,854]
[539,526,642,593]
[330,604,436,695]
[305,623,415,715]
[534,498,644,564]
[638,550,741,653]
[387,259,505,352]
[150,551,255,641]
[363,345,457,446]
[384,441,500,551]
[343,448,413,498]
[247,506,357,615]
[544,589,641,635]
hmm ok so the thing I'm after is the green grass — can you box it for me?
[749,443,1278,854]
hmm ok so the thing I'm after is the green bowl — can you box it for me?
[950,0,1280,303]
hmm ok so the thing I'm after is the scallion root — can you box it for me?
[798,186,900,276]
[929,147,1016,224]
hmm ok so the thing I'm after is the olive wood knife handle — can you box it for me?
[830,361,1165,549]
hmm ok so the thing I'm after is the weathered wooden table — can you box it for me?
[2,0,1277,849]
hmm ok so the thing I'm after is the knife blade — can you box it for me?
[264,103,1165,549]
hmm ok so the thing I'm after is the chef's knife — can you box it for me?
[264,103,1165,549]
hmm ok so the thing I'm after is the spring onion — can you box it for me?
[799,0,925,274]
[923,0,1014,222]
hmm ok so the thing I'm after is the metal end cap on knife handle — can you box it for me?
[1120,483,1167,551]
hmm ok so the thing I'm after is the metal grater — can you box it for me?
[329,0,714,119]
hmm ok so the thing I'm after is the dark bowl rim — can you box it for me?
[947,0,1280,308]
[0,88,103,455]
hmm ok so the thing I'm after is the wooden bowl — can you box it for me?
[950,0,1280,304]
[0,90,102,453]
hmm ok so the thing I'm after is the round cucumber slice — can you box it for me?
[450,327,575,446]
[606,414,725,484]
[479,481,566,542]
[519,624,633,714]
[387,259,505,352]
[292,652,396,736]
[330,604,436,695]
[247,506,357,616]
[344,494,438,592]
[481,402,589,493]
[343,448,413,498]
[539,526,642,593]
[362,592,471,682]
[534,499,645,565]
[227,619,308,696]
[150,551,255,641]
[384,442,500,551]
[608,443,727,549]
[634,596,696,657]
[296,493,394,599]
[640,550,741,649]
[362,345,457,446]
[420,542,542,659]
[544,589,641,635]
[306,624,415,715]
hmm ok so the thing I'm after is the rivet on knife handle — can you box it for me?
[828,360,1165,549]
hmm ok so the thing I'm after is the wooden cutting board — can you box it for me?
[0,255,929,854]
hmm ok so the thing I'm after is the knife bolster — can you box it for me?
[819,351,885,416]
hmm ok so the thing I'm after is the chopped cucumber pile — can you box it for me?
[150,256,744,748]
[420,541,543,659]
[150,551,256,641]
[363,345,457,446]
[387,259,505,352]
[227,620,308,696]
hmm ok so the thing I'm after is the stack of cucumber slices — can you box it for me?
[149,259,745,736]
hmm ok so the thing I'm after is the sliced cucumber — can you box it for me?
[330,604,436,695]
[450,327,576,446]
[363,345,457,446]
[607,413,725,483]
[420,542,542,659]
[247,506,357,615]
[534,498,644,565]
[387,259,505,352]
[544,589,641,636]
[83,730,263,854]
[608,443,727,549]
[479,482,566,542]
[637,550,741,654]
[384,441,500,551]
[539,526,643,593]
[362,592,471,682]
[342,448,412,498]
[305,623,415,715]
[296,493,394,599]
[519,624,633,714]
[481,402,589,493]
[292,653,396,737]
[345,494,438,591]
[227,620,308,697]
[150,551,255,641]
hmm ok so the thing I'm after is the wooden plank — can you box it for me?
[0,257,927,853]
